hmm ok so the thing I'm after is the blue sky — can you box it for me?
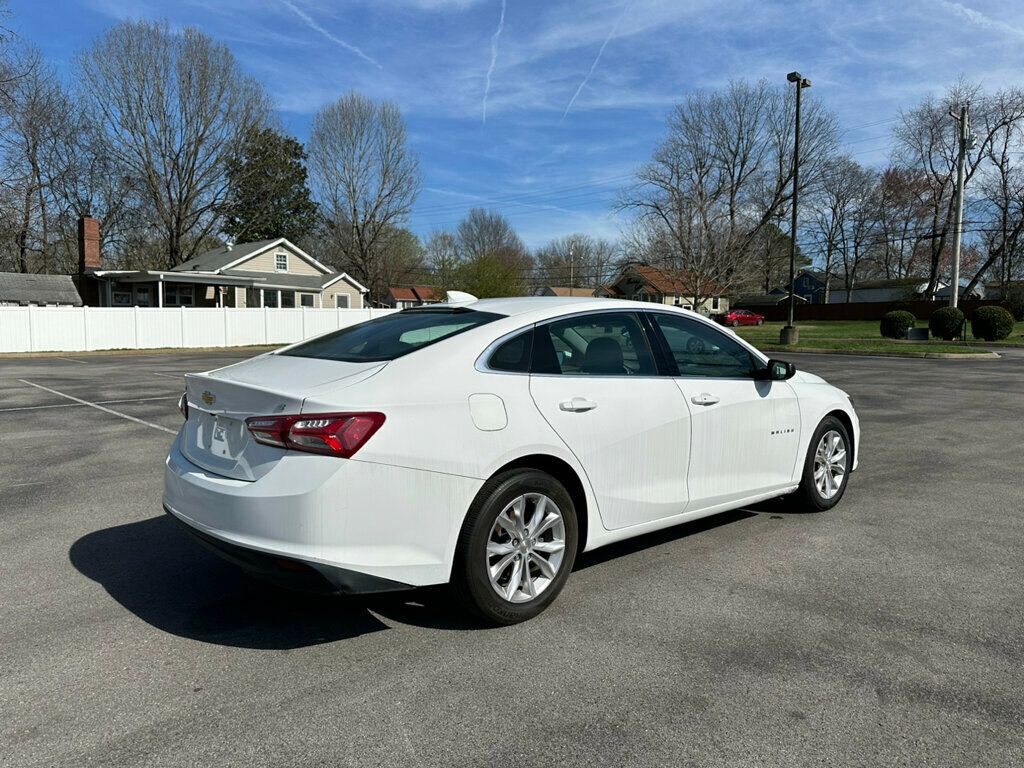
[9,0,1024,248]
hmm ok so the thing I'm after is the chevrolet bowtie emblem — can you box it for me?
[201,391,216,406]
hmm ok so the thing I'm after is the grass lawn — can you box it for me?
[733,320,1019,356]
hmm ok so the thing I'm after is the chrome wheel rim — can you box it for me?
[486,493,566,604]
[814,430,847,500]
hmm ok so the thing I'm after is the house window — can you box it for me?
[281,292,295,308]
[300,293,314,308]
[135,286,151,307]
[112,291,132,307]
[165,284,194,307]
[263,290,278,308]
[711,297,721,311]
[275,252,288,272]
[335,294,350,309]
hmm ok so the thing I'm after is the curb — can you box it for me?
[757,346,1000,360]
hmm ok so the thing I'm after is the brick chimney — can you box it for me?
[78,216,101,274]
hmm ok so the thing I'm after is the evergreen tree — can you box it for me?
[219,126,318,243]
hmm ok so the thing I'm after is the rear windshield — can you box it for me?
[280,308,504,362]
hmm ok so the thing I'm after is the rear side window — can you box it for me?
[282,309,503,362]
[488,328,533,372]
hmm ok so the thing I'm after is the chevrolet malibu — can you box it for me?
[164,297,858,624]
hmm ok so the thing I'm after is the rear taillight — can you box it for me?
[178,393,189,420]
[245,412,385,458]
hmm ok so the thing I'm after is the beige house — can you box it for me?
[89,237,367,309]
[597,264,729,315]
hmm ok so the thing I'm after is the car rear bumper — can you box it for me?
[163,505,411,594]
[163,433,483,589]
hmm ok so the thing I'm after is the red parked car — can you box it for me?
[717,308,765,327]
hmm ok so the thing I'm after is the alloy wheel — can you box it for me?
[486,493,566,604]
[813,430,847,499]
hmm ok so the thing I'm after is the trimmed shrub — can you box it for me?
[929,306,965,340]
[971,305,1015,341]
[880,310,916,339]
[1005,286,1024,321]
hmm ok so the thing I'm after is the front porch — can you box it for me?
[89,271,331,309]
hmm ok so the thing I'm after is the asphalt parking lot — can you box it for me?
[1,347,1022,767]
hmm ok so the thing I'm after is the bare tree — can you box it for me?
[77,20,269,268]
[893,82,1024,297]
[808,157,876,302]
[307,92,420,302]
[422,229,460,289]
[534,233,618,291]
[962,90,1024,297]
[451,208,532,297]
[0,45,74,273]
[618,79,838,308]
[872,166,932,279]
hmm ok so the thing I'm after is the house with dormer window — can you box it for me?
[84,229,367,309]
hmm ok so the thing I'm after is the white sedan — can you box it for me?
[164,297,858,623]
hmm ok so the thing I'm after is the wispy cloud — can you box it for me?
[561,3,628,121]
[278,0,383,69]
[937,1,1024,41]
[482,0,506,124]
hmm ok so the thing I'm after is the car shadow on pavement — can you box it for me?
[68,514,417,649]
[574,509,757,570]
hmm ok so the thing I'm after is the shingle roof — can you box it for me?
[0,272,83,306]
[628,265,727,296]
[388,285,443,302]
[170,240,282,272]
[219,269,336,291]
[736,293,808,306]
[544,286,597,297]
[389,287,418,301]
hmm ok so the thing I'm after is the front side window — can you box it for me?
[532,312,656,376]
[650,312,759,378]
[282,308,503,362]
[275,252,288,272]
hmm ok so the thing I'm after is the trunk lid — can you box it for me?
[180,354,386,481]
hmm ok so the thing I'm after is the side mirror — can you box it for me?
[755,359,796,381]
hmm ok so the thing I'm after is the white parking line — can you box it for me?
[16,380,177,434]
[0,396,178,414]
[56,357,88,364]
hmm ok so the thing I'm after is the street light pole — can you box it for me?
[949,104,970,309]
[781,71,811,346]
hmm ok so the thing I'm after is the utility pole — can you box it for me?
[568,244,575,297]
[949,104,970,309]
[781,71,812,346]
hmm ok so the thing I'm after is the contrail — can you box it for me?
[279,0,383,69]
[561,5,628,121]
[482,0,507,124]
[938,1,1024,40]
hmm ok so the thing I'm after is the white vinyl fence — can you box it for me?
[0,306,398,354]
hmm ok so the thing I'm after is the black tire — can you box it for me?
[731,319,740,327]
[793,416,852,512]
[452,469,578,625]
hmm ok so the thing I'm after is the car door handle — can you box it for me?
[691,393,720,406]
[559,397,598,413]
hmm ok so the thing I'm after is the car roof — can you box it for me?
[443,295,691,319]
